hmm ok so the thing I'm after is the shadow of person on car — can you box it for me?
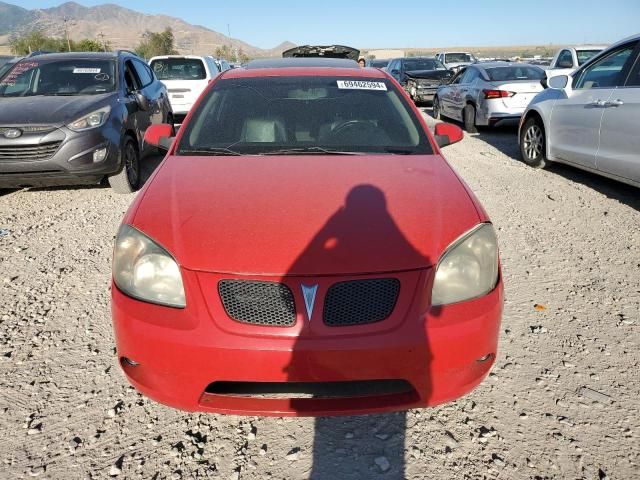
[283,184,439,478]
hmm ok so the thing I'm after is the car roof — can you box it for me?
[247,58,359,69]
[17,51,123,61]
[562,45,607,51]
[222,61,387,79]
[149,55,212,60]
[472,61,541,70]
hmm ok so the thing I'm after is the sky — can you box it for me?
[14,0,640,49]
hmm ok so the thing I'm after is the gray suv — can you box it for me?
[0,51,173,193]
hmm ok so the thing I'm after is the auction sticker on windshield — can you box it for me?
[336,80,387,91]
[73,68,101,74]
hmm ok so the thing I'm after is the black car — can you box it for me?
[386,57,453,103]
[0,50,173,193]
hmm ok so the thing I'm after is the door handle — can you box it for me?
[605,99,624,107]
[588,100,607,107]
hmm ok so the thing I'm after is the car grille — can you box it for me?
[323,278,400,326]
[218,280,296,327]
[0,141,62,163]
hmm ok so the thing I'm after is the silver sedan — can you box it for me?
[519,34,640,188]
[433,62,546,133]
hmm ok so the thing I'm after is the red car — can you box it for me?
[111,59,503,416]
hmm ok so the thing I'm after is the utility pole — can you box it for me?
[63,16,72,51]
[97,32,106,52]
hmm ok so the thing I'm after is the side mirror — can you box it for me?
[540,76,549,89]
[134,91,150,111]
[557,59,573,69]
[144,123,174,150]
[548,75,569,90]
[434,122,464,148]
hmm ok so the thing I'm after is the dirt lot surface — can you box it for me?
[0,111,638,479]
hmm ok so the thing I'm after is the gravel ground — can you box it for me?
[0,110,638,479]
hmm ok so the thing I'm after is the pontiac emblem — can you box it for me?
[301,284,318,322]
[3,128,22,139]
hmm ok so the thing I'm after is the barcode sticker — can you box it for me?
[336,80,387,91]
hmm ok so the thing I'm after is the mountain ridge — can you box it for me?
[0,1,294,58]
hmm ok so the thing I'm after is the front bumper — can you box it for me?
[112,269,503,416]
[0,125,121,188]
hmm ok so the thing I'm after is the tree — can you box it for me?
[10,31,66,55]
[214,44,233,60]
[74,38,110,52]
[9,31,112,55]
[135,27,178,59]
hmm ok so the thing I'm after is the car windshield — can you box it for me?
[485,66,545,81]
[150,58,206,80]
[369,59,389,68]
[403,59,446,71]
[576,49,603,66]
[177,76,433,156]
[445,53,475,63]
[0,58,116,97]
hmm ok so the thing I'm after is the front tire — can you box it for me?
[432,96,441,120]
[463,104,478,133]
[108,136,140,194]
[520,118,548,168]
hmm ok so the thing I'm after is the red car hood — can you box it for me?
[132,154,481,275]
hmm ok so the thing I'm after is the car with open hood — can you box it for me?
[111,58,504,416]
[386,57,453,103]
[0,51,172,193]
[282,45,360,61]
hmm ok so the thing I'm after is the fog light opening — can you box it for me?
[122,357,140,367]
[476,353,493,363]
[93,147,108,163]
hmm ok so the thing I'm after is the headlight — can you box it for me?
[67,106,111,132]
[432,223,499,306]
[113,225,185,308]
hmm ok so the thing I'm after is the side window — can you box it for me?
[626,54,640,86]
[132,60,153,87]
[461,68,478,83]
[574,44,636,89]
[388,60,397,73]
[556,50,573,68]
[123,60,141,92]
[450,68,466,85]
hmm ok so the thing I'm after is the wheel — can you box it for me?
[432,96,441,120]
[463,104,478,133]
[108,136,140,194]
[520,117,548,168]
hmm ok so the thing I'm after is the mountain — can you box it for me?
[0,1,293,58]
[0,2,35,35]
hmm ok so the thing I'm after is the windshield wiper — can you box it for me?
[384,148,415,155]
[262,147,365,156]
[180,147,244,156]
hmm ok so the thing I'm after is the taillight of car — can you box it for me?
[483,89,516,99]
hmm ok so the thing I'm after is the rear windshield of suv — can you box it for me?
[445,53,475,63]
[178,76,433,155]
[403,59,446,71]
[151,58,206,80]
[576,50,603,66]
[0,58,116,97]
[485,66,545,81]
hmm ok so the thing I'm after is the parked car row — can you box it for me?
[0,50,236,193]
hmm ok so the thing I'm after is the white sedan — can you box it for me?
[519,35,640,188]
